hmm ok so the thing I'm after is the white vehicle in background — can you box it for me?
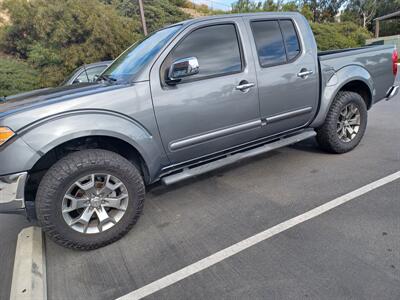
[61,61,113,85]
[0,61,113,103]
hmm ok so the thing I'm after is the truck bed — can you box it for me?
[318,45,377,56]
[318,45,395,102]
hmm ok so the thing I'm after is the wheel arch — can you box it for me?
[339,80,372,109]
[21,113,167,209]
[311,65,374,128]
[24,135,153,206]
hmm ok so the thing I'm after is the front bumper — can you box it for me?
[0,172,27,214]
[386,85,399,100]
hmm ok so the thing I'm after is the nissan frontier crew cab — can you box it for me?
[0,12,398,250]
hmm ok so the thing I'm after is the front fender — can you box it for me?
[311,65,374,128]
[0,138,41,175]
[18,110,166,181]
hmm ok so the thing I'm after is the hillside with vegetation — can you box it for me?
[0,0,398,97]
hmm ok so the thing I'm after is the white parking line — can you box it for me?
[117,171,400,300]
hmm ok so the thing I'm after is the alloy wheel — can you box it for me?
[337,103,361,143]
[61,173,129,234]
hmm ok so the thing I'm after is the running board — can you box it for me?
[161,130,316,185]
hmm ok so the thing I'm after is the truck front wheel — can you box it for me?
[36,149,145,250]
[317,91,368,154]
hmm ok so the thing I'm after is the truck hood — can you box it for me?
[0,83,124,116]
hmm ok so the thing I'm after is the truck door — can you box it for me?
[150,19,261,164]
[246,17,319,136]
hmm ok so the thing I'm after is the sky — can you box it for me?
[192,0,236,10]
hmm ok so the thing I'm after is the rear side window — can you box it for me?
[280,20,301,61]
[164,24,243,82]
[251,20,286,67]
[251,19,301,68]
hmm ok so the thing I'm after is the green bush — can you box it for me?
[311,22,372,51]
[1,0,140,87]
[168,0,188,7]
[0,56,41,97]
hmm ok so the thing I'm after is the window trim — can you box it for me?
[250,18,302,69]
[279,19,302,63]
[74,70,89,83]
[160,22,246,86]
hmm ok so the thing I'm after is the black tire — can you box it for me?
[316,91,368,154]
[36,149,145,250]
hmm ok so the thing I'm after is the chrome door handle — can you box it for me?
[297,70,313,78]
[235,82,255,91]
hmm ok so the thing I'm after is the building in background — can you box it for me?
[367,11,400,52]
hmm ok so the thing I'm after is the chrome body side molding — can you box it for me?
[266,107,313,124]
[169,120,262,151]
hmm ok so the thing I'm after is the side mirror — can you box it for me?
[167,57,199,83]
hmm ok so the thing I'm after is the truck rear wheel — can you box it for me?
[36,149,145,250]
[317,91,367,154]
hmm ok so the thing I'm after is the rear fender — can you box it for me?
[311,65,374,128]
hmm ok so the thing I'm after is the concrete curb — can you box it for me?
[10,226,47,300]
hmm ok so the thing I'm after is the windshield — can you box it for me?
[102,25,181,82]
[60,66,82,86]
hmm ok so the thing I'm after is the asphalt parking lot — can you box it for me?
[0,215,29,300]
[1,89,399,300]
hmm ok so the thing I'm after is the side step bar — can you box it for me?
[162,130,316,185]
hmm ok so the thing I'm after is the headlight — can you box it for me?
[0,127,15,146]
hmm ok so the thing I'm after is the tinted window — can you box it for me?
[251,20,286,67]
[165,24,242,82]
[280,20,301,61]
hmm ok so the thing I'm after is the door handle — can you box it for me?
[235,82,255,91]
[297,69,313,78]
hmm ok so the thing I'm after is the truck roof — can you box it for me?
[172,11,303,27]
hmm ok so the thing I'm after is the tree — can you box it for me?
[300,0,346,22]
[300,4,314,21]
[109,0,189,33]
[345,0,377,28]
[281,1,299,12]
[0,0,140,86]
[232,0,263,12]
[262,0,277,11]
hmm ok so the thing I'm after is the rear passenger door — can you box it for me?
[246,17,319,135]
[150,19,261,164]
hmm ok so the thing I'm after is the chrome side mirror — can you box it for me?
[168,57,199,83]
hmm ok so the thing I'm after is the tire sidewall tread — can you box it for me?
[317,91,368,154]
[36,149,145,250]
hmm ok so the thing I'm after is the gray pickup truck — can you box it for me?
[0,12,398,249]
